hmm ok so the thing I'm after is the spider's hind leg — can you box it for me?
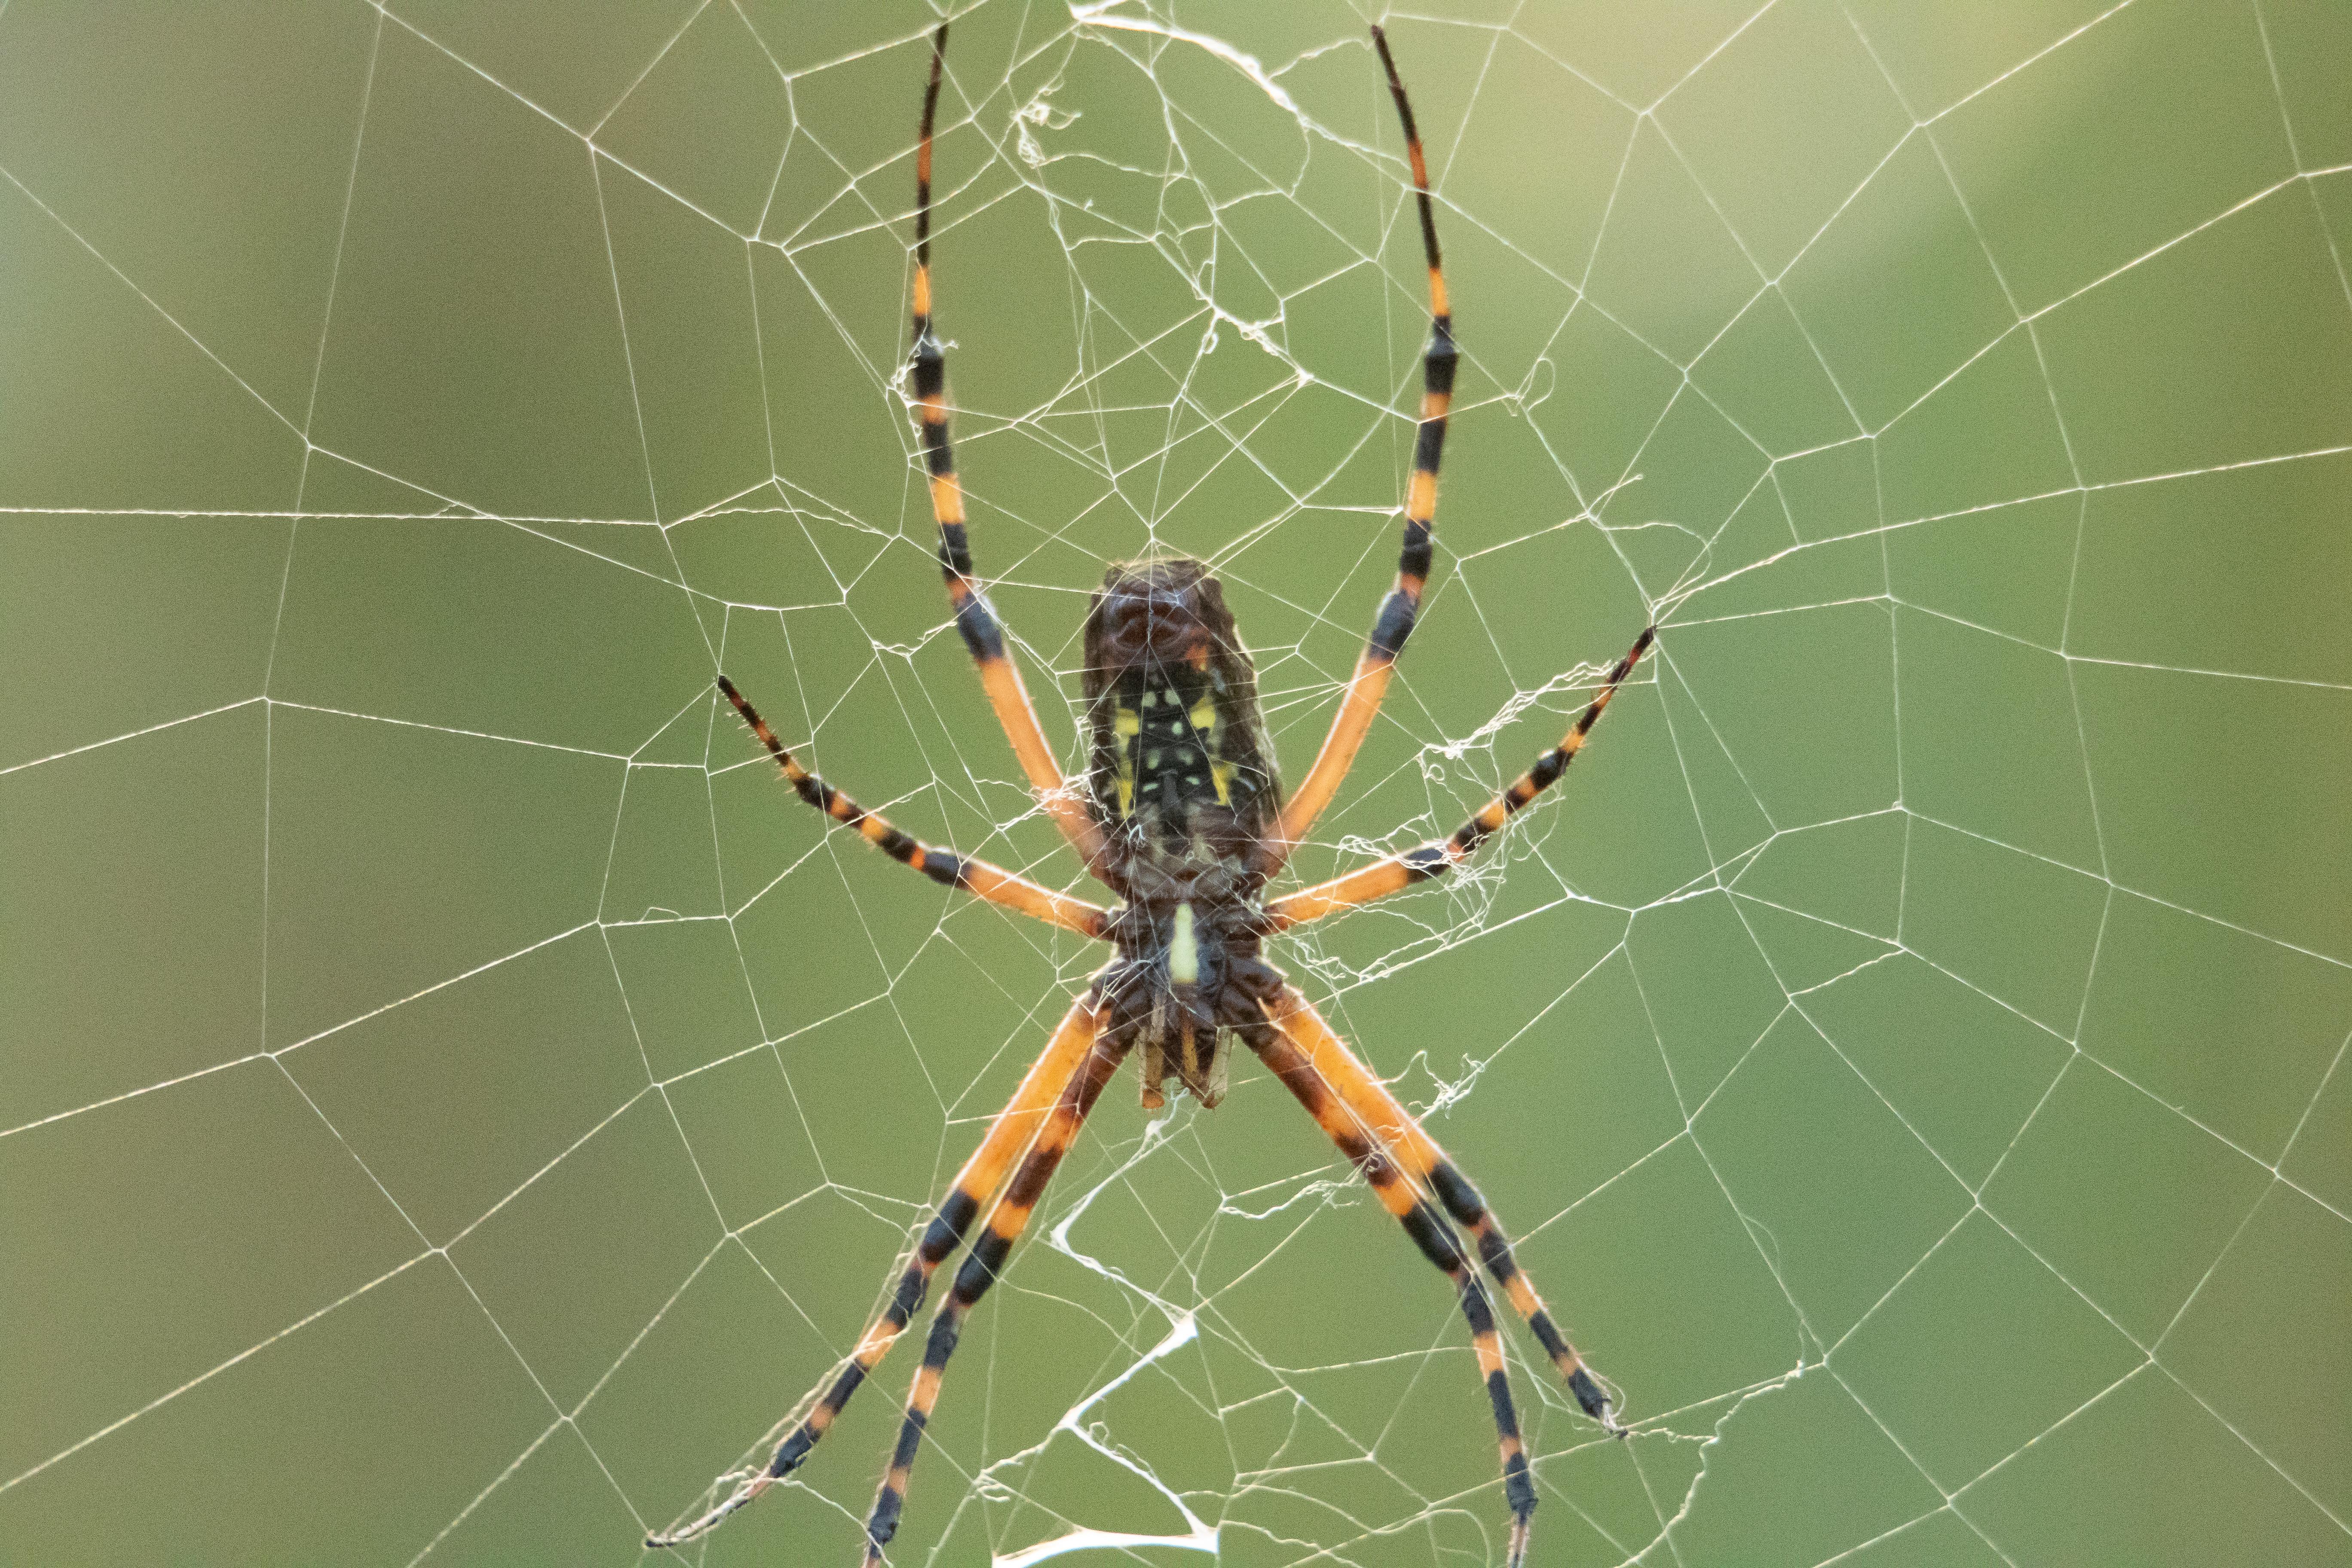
[643,993,1108,1551]
[858,1026,1133,1564]
[1427,1160,1618,1428]
[1245,1014,1543,1567]
[1268,986,1621,1432]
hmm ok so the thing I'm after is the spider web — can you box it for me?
[3,0,2349,1563]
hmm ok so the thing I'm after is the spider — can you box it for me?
[652,24,1652,1566]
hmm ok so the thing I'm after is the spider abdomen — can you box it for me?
[1081,558,1281,864]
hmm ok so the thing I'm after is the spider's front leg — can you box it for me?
[907,23,1106,876]
[1267,25,1457,872]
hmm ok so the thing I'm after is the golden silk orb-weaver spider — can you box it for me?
[652,24,1652,1567]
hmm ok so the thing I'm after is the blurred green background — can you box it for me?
[3,1,2348,1564]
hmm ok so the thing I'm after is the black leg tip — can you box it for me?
[1503,1453,1537,1516]
[1567,1365,1615,1426]
[769,1430,814,1478]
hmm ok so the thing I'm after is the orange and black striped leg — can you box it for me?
[859,1029,1132,1565]
[908,26,1105,874]
[646,994,1109,1550]
[1263,988,1619,1433]
[717,677,1109,939]
[1430,1167,1617,1431]
[1263,626,1654,931]
[1268,25,1455,870]
[1246,1014,1540,1567]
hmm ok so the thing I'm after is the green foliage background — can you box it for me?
[3,2,2347,1565]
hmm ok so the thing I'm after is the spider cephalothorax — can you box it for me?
[1081,558,1284,1106]
[664,24,1648,1568]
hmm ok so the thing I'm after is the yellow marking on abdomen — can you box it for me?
[1113,704,1139,818]
[1185,693,1234,805]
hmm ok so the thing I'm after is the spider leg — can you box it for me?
[717,677,1109,940]
[859,1027,1133,1564]
[911,25,1107,875]
[644,992,1108,1550]
[1264,626,1654,931]
[1268,26,1455,870]
[1246,1007,1540,1568]
[1264,987,1619,1432]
